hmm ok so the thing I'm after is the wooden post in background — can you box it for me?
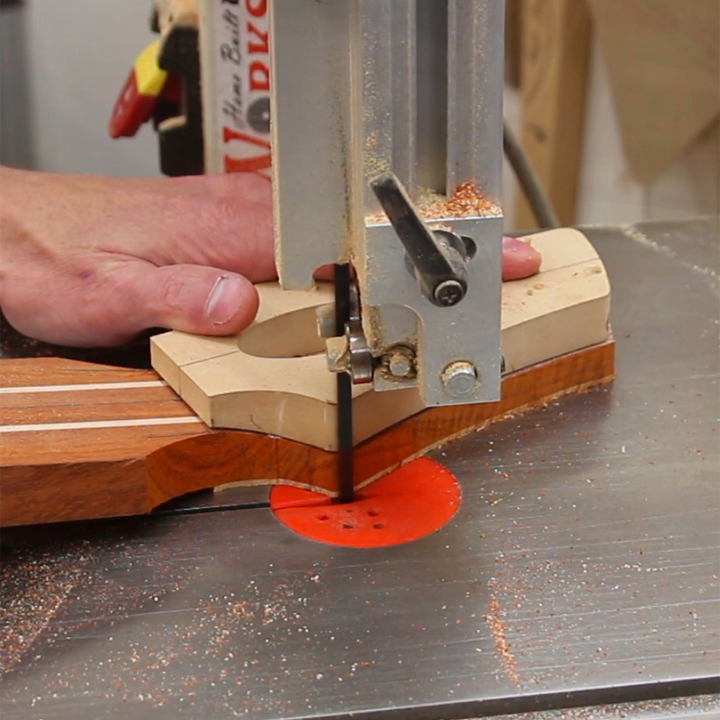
[516,0,592,229]
[505,0,523,90]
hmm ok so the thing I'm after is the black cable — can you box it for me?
[503,119,560,229]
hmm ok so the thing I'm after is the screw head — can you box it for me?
[442,361,478,397]
[433,279,465,307]
[382,345,416,379]
[389,354,413,378]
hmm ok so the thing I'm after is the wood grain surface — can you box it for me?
[0,338,614,527]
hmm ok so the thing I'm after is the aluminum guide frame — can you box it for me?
[270,0,504,405]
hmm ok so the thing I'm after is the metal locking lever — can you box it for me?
[370,173,477,308]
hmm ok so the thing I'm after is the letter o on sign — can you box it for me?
[247,97,270,134]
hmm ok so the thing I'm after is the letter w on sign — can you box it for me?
[222,127,271,175]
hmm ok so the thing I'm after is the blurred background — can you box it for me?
[0,0,158,176]
[0,0,718,231]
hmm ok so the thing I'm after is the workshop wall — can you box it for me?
[576,26,719,226]
[505,39,719,230]
[0,3,34,169]
[503,0,719,231]
[21,0,161,176]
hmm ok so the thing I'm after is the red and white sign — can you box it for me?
[199,0,271,177]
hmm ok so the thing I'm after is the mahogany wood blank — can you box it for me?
[0,339,614,527]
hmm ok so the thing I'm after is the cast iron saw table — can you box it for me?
[1,219,719,719]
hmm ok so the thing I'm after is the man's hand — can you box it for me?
[0,167,541,347]
[0,167,275,346]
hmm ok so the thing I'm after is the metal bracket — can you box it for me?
[270,0,505,407]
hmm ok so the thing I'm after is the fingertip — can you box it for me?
[501,235,542,281]
[312,264,335,281]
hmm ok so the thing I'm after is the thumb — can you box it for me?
[120,263,259,337]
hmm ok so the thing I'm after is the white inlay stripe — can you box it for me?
[0,380,168,395]
[0,416,203,434]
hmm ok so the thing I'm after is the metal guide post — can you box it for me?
[269,0,362,290]
[447,0,505,196]
[270,0,505,407]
